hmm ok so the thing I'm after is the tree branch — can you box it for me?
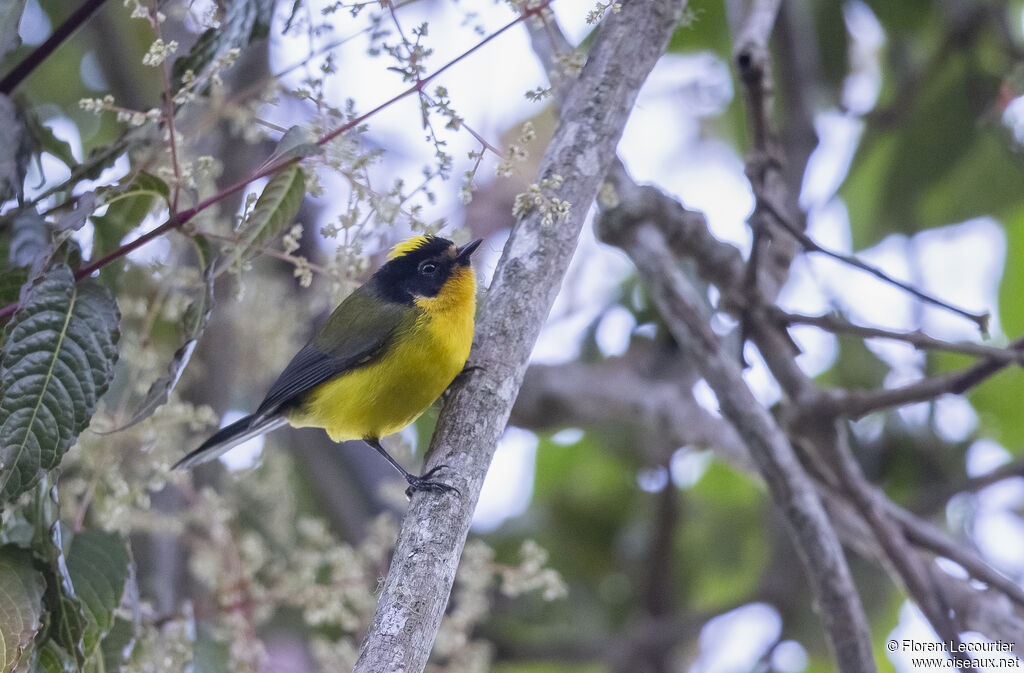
[774,310,1023,364]
[0,0,112,94]
[351,1,690,670]
[595,217,876,673]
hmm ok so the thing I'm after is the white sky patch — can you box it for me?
[842,1,885,114]
[741,342,782,408]
[472,426,537,532]
[80,51,109,91]
[692,379,722,419]
[595,305,636,357]
[670,448,712,489]
[968,445,1024,573]
[801,112,864,210]
[550,427,584,445]
[771,641,809,673]
[217,409,265,471]
[933,395,978,443]
[966,439,1012,477]
[889,601,1024,673]
[636,466,669,492]
[17,0,50,45]
[693,603,781,673]
[531,223,635,364]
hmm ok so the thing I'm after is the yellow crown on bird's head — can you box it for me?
[387,235,440,260]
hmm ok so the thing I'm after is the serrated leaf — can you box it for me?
[0,266,120,503]
[0,94,31,205]
[0,546,46,673]
[55,193,97,233]
[0,0,27,61]
[233,164,305,263]
[66,531,131,657]
[86,617,133,673]
[171,0,274,90]
[32,508,88,668]
[90,173,169,260]
[8,209,50,269]
[24,112,77,171]
[31,641,76,673]
[115,263,215,430]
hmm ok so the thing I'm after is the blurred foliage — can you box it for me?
[1,0,1024,672]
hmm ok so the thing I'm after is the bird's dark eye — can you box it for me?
[419,262,438,275]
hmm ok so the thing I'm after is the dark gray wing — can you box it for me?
[252,284,410,421]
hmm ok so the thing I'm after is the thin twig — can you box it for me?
[153,11,183,214]
[193,229,333,277]
[598,215,876,673]
[775,309,1023,364]
[824,422,972,670]
[759,199,991,334]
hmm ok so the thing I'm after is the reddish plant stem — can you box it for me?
[0,0,112,94]
[0,1,550,321]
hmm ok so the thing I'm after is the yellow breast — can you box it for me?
[288,266,476,441]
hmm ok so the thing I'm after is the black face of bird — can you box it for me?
[374,236,481,303]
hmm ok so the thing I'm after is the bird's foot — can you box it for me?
[404,464,460,498]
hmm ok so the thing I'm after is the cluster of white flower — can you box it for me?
[142,39,179,67]
[586,0,623,24]
[513,174,571,227]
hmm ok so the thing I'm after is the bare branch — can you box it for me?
[775,310,1022,364]
[761,200,991,334]
[822,422,971,669]
[351,1,690,669]
[595,217,876,673]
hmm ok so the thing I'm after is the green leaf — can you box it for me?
[0,94,31,205]
[115,262,215,430]
[667,0,730,56]
[87,617,133,673]
[24,111,78,170]
[815,333,889,391]
[0,265,120,503]
[968,367,1024,454]
[233,164,305,263]
[55,193,97,233]
[31,641,76,673]
[66,531,131,657]
[36,517,88,668]
[0,268,28,310]
[679,461,767,610]
[0,545,46,673]
[8,209,49,269]
[842,52,1008,248]
[90,173,169,260]
[268,126,323,163]
[999,206,1024,338]
[171,0,274,90]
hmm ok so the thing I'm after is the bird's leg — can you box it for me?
[363,437,459,497]
[441,363,481,403]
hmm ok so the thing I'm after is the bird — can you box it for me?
[173,234,482,494]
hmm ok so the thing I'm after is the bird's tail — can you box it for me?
[172,414,288,470]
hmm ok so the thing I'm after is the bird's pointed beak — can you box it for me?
[456,238,482,265]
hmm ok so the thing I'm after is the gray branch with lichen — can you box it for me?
[350,0,690,670]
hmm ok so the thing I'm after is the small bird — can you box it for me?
[173,234,481,494]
